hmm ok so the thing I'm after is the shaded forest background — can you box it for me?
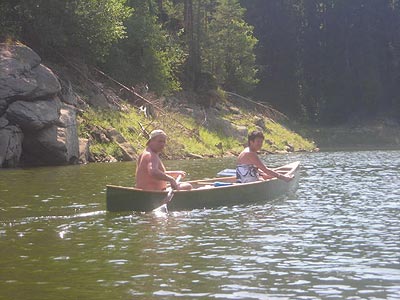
[1,0,400,125]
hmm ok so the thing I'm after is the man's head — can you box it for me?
[248,130,264,151]
[147,129,167,152]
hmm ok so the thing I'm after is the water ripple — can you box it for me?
[1,151,400,299]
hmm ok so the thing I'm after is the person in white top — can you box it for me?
[237,131,293,183]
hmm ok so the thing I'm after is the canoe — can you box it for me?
[106,161,300,212]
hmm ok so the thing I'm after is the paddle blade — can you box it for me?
[217,169,236,177]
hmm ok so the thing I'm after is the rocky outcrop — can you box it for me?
[78,138,91,164]
[0,125,23,168]
[197,108,248,143]
[105,128,137,161]
[6,98,62,131]
[0,43,79,167]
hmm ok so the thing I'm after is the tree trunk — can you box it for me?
[184,0,201,90]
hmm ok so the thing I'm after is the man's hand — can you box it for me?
[169,177,178,190]
[175,171,187,178]
[166,170,187,179]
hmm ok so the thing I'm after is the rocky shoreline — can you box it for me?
[0,43,86,168]
[3,42,398,169]
[1,42,327,169]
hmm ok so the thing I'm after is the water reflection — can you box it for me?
[0,151,400,299]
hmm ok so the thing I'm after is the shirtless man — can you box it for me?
[135,129,192,191]
[237,131,293,183]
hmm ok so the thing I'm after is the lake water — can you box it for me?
[0,150,399,299]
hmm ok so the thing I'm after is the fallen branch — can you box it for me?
[93,67,202,141]
[226,91,287,122]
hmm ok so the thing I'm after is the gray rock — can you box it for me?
[0,100,7,115]
[254,117,266,130]
[22,104,79,165]
[233,125,248,143]
[228,106,241,114]
[106,128,137,161]
[88,92,110,109]
[202,108,247,142]
[6,98,62,131]
[91,127,110,143]
[23,125,78,165]
[0,43,60,101]
[59,79,78,106]
[79,138,90,164]
[0,71,38,100]
[29,64,61,99]
[58,105,79,163]
[0,43,41,100]
[0,116,8,128]
[0,125,23,168]
[0,43,41,74]
[0,43,81,168]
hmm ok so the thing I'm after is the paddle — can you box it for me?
[153,174,182,213]
[217,168,236,177]
[217,167,291,180]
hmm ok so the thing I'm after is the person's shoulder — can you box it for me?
[140,149,153,159]
[238,147,249,156]
[240,150,257,157]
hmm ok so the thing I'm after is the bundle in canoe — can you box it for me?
[106,161,300,212]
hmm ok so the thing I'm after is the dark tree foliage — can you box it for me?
[241,0,400,124]
[102,0,185,94]
[1,0,258,98]
[4,0,399,124]
[0,0,132,61]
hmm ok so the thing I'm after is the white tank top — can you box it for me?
[236,164,259,183]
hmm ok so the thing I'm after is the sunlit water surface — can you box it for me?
[0,151,399,299]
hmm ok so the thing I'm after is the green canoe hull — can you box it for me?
[106,161,300,212]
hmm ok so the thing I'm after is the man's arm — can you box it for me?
[165,171,187,178]
[148,153,178,189]
[250,153,293,182]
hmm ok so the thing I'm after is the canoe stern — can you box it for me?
[106,186,166,212]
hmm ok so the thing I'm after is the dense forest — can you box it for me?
[241,0,400,124]
[1,0,400,125]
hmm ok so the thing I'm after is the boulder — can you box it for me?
[0,100,7,115]
[29,64,61,99]
[79,138,90,164]
[106,128,137,161]
[58,104,79,162]
[232,125,248,143]
[0,43,41,73]
[22,105,79,165]
[187,152,204,159]
[59,79,78,106]
[6,98,62,131]
[0,42,81,168]
[0,116,8,128]
[228,106,241,115]
[0,125,23,168]
[0,68,38,100]
[0,44,40,101]
[88,92,110,109]
[201,108,248,142]
[254,117,266,130]
[0,43,60,101]
[91,126,110,143]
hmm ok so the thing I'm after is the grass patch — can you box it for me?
[77,99,316,160]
